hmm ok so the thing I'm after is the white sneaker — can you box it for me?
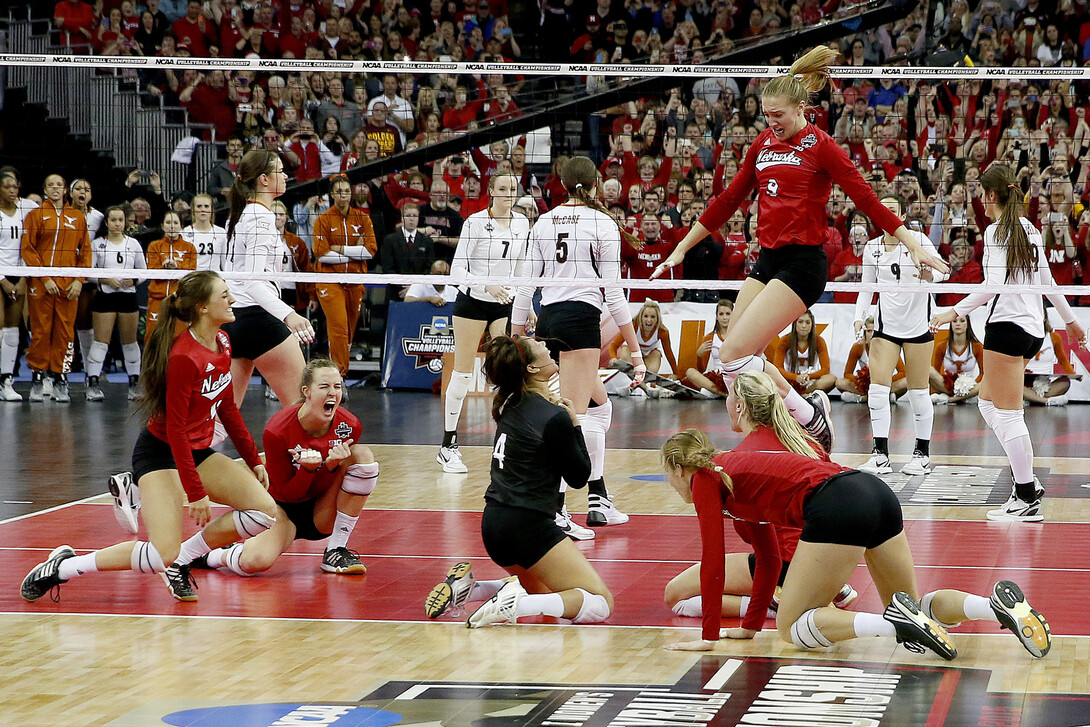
[41,376,54,399]
[424,561,476,619]
[264,385,279,402]
[987,494,1044,522]
[900,451,932,476]
[859,451,893,475]
[698,388,720,399]
[587,493,629,526]
[644,384,660,399]
[555,508,595,540]
[51,379,70,403]
[802,390,835,453]
[990,580,1051,658]
[629,386,647,398]
[833,583,858,608]
[931,393,949,405]
[436,445,467,474]
[839,391,864,403]
[108,471,140,535]
[0,376,22,401]
[467,576,526,628]
[1046,394,1069,407]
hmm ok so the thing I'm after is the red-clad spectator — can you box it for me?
[543,156,569,207]
[288,119,323,183]
[829,224,867,303]
[1041,212,1081,291]
[249,4,281,57]
[720,237,759,281]
[441,155,470,199]
[180,70,235,142]
[171,0,217,58]
[623,216,680,302]
[442,83,486,130]
[54,0,95,50]
[119,0,140,36]
[458,175,489,218]
[279,14,311,58]
[482,85,522,124]
[935,238,984,308]
[382,173,431,213]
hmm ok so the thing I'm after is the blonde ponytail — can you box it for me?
[732,372,819,458]
[762,46,839,105]
[661,428,733,493]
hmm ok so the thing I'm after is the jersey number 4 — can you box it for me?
[492,432,507,469]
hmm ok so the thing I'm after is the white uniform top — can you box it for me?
[450,209,531,303]
[91,235,147,294]
[636,326,664,357]
[704,330,726,374]
[406,282,458,302]
[852,345,870,376]
[0,199,37,267]
[1025,334,1058,375]
[182,224,229,272]
[84,207,104,239]
[854,230,945,339]
[225,202,293,321]
[276,232,298,291]
[940,340,980,378]
[954,218,1076,338]
[513,204,632,328]
[784,344,816,375]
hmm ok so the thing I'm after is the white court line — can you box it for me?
[703,659,743,691]
[394,684,669,699]
[0,493,107,525]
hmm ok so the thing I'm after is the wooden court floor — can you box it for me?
[2,385,1090,726]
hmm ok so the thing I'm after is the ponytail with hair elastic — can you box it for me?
[661,428,733,492]
[981,164,1035,283]
[560,156,643,249]
[731,372,820,458]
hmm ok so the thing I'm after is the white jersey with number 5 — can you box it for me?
[450,209,531,302]
[854,230,944,339]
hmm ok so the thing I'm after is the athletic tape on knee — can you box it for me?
[921,591,962,629]
[233,509,276,538]
[790,608,834,649]
[122,342,141,376]
[977,398,997,430]
[342,462,379,495]
[130,541,166,573]
[571,588,611,624]
[867,384,892,438]
[86,340,109,378]
[907,388,934,441]
[993,407,1030,443]
[222,543,255,577]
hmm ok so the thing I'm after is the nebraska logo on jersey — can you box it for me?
[755,149,802,171]
[200,371,232,400]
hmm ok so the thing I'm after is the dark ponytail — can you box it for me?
[561,156,643,250]
[484,335,535,422]
[226,150,280,243]
[980,164,1036,283]
[140,270,222,421]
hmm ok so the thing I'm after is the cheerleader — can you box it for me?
[182,193,228,272]
[511,156,644,531]
[222,150,312,409]
[85,206,147,402]
[660,372,1051,660]
[855,196,947,476]
[0,170,36,401]
[608,299,681,398]
[684,299,733,398]
[931,164,1087,523]
[1023,308,1075,407]
[145,211,197,344]
[439,172,530,474]
[770,310,835,395]
[21,271,277,604]
[929,316,983,404]
[425,336,613,627]
[835,317,907,403]
[654,48,947,453]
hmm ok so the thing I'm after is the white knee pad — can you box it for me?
[907,388,934,440]
[977,398,997,430]
[789,608,833,649]
[993,407,1029,444]
[342,462,379,495]
[571,588,611,624]
[86,340,109,377]
[1,327,17,348]
[222,542,255,577]
[233,509,276,538]
[586,398,613,430]
[446,370,472,403]
[130,541,166,573]
[122,342,142,376]
[921,591,962,629]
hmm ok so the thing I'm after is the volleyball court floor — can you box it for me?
[3,388,1090,726]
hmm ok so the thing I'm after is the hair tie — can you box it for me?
[713,465,723,472]
[1008,183,1019,190]
[575,183,584,190]
[794,73,804,80]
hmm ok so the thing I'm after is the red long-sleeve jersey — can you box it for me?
[147,329,261,502]
[262,402,363,503]
[700,124,902,250]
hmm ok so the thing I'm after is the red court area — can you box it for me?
[2,505,1088,636]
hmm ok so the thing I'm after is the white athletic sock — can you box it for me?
[585,399,612,481]
[204,547,229,569]
[868,384,892,439]
[85,340,109,378]
[469,579,505,602]
[671,595,702,617]
[58,552,100,580]
[993,407,1034,485]
[515,592,565,618]
[577,412,606,482]
[854,611,897,638]
[782,387,815,423]
[221,543,254,576]
[963,594,998,622]
[444,370,473,434]
[122,342,141,376]
[175,532,210,566]
[0,327,18,375]
[326,511,358,551]
[907,388,934,443]
[738,595,751,615]
[77,328,93,370]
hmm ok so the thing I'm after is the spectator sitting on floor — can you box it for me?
[404,260,457,306]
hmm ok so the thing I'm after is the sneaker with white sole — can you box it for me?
[161,563,198,601]
[51,377,70,403]
[108,471,140,535]
[467,576,526,628]
[900,451,932,476]
[556,507,595,540]
[1045,394,1069,407]
[41,375,54,399]
[29,372,44,402]
[425,561,476,618]
[883,591,958,660]
[586,493,629,526]
[436,445,468,474]
[990,580,1051,658]
[832,583,858,609]
[987,495,1043,523]
[321,547,367,574]
[21,545,76,602]
[859,450,893,475]
[839,391,864,403]
[931,393,949,405]
[803,390,835,453]
[85,376,104,402]
[0,374,22,401]
[127,375,140,401]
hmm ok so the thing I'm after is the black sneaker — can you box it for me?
[991,580,1051,658]
[161,563,198,601]
[127,374,141,401]
[21,545,76,602]
[189,554,213,570]
[321,547,366,574]
[883,591,957,660]
[803,390,835,453]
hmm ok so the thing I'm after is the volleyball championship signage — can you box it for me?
[153,656,1090,726]
[382,301,456,389]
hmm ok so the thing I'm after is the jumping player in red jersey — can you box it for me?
[652,48,947,452]
[658,371,1051,661]
[20,271,279,604]
[186,358,379,576]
